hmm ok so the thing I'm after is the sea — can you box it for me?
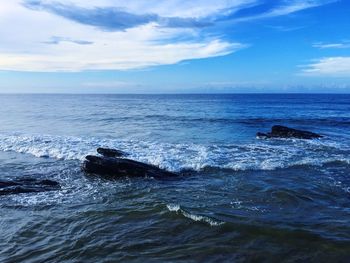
[0,94,349,262]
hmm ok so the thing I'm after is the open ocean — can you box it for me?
[0,94,349,262]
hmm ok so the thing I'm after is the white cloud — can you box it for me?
[301,57,350,76]
[267,0,327,16]
[38,0,257,18]
[313,42,350,49]
[0,1,248,71]
[232,0,336,23]
[0,0,337,72]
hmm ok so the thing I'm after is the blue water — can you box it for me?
[0,94,349,262]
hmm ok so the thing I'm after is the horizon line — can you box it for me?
[1,92,350,95]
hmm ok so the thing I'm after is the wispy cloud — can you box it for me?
[43,36,93,45]
[265,25,305,32]
[313,41,350,49]
[0,35,243,71]
[24,0,213,31]
[301,57,350,76]
[219,0,338,23]
[23,0,338,31]
[263,0,332,17]
[0,0,338,72]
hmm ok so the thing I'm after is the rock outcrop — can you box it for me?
[82,148,177,178]
[257,125,323,139]
[0,178,60,196]
[97,147,128,158]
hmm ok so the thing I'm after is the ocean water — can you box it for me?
[0,94,349,262]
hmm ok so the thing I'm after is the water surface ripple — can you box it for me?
[0,94,349,262]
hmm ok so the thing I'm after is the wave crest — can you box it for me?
[166,204,224,227]
[0,133,349,172]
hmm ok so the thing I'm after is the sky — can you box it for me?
[0,0,349,93]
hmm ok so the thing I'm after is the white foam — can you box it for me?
[166,204,181,212]
[0,132,349,173]
[166,204,224,226]
[3,174,126,207]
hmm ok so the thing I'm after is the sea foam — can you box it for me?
[0,133,349,172]
[166,204,224,227]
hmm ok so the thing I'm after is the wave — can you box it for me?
[0,133,349,172]
[166,204,224,227]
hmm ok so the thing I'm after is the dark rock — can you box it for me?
[257,125,323,139]
[97,147,128,158]
[0,178,60,196]
[82,155,178,178]
[256,132,268,138]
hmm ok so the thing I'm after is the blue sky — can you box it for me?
[0,0,349,93]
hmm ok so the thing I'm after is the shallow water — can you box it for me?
[0,94,349,262]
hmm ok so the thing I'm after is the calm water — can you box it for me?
[0,94,349,262]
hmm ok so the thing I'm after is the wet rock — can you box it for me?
[256,132,268,138]
[257,125,323,139]
[0,178,60,196]
[82,155,177,178]
[97,147,128,158]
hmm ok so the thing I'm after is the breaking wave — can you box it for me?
[0,132,349,172]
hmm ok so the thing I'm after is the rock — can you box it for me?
[257,125,323,139]
[82,155,177,178]
[97,147,128,158]
[0,178,60,196]
[256,132,268,138]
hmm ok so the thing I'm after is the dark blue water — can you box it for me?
[0,94,349,262]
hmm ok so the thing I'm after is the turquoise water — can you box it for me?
[0,94,349,262]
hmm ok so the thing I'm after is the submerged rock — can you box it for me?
[0,178,60,196]
[97,147,128,158]
[257,125,323,139]
[82,155,177,178]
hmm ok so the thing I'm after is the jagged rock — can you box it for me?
[0,178,60,196]
[97,147,128,158]
[82,155,177,178]
[257,125,323,139]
